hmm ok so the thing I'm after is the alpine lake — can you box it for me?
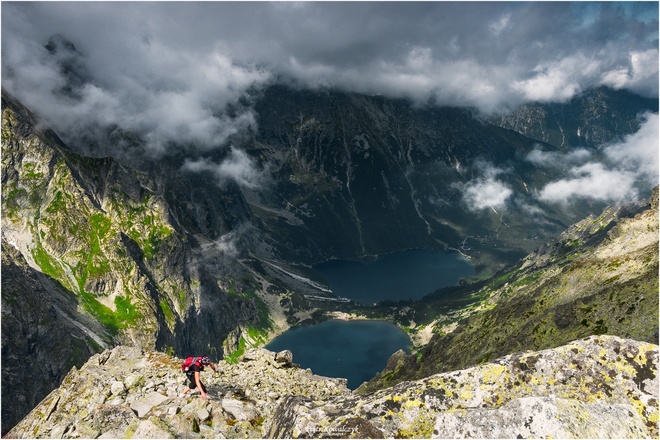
[266,248,475,389]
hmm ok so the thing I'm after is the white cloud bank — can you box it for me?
[1,2,657,156]
[534,112,659,204]
[459,112,658,212]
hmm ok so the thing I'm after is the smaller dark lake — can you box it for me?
[314,248,474,304]
[265,320,411,389]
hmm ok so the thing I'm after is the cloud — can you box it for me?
[197,223,256,260]
[463,179,514,213]
[1,3,271,156]
[533,112,658,204]
[182,147,269,189]
[538,163,639,204]
[603,112,659,183]
[2,2,657,151]
[458,162,513,213]
[526,147,593,169]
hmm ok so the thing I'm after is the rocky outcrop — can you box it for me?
[5,346,349,439]
[6,336,658,439]
[268,335,658,439]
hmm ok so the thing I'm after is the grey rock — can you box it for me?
[220,398,259,421]
[433,396,649,439]
[129,401,153,419]
[110,381,126,396]
[274,350,294,367]
[196,407,211,422]
[131,417,175,439]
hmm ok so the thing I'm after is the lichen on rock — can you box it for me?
[6,336,657,439]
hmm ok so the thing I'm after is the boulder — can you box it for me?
[274,350,294,367]
[433,396,649,439]
[131,417,175,439]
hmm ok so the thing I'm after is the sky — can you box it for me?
[1,1,659,207]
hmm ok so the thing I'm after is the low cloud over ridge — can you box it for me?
[182,147,269,190]
[2,2,658,157]
[532,112,659,204]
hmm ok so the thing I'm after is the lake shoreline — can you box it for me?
[313,248,475,304]
[264,319,413,389]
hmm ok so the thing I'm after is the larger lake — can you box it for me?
[265,320,411,389]
[314,248,474,304]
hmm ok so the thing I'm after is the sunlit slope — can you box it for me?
[360,187,659,393]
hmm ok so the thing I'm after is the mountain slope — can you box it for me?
[6,336,658,439]
[1,90,281,434]
[248,86,574,271]
[1,238,111,433]
[1,90,264,354]
[490,86,659,149]
[359,187,659,393]
[243,85,657,274]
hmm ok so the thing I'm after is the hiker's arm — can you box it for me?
[194,371,207,397]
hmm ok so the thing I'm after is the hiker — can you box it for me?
[181,356,217,399]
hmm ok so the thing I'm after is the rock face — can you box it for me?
[0,239,111,433]
[489,86,659,150]
[1,90,282,433]
[6,336,658,439]
[268,335,658,439]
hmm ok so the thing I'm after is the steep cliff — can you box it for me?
[1,238,111,433]
[360,187,659,392]
[6,336,658,439]
[490,86,659,149]
[1,90,271,355]
[1,90,283,433]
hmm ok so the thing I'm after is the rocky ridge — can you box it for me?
[6,335,658,439]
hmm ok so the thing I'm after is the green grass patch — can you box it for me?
[45,191,67,214]
[78,290,121,335]
[31,243,64,280]
[513,271,543,288]
[224,337,247,364]
[2,184,28,217]
[159,298,176,328]
[76,292,143,335]
[21,162,45,182]
[114,295,142,327]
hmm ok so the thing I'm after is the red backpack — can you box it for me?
[181,356,200,372]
